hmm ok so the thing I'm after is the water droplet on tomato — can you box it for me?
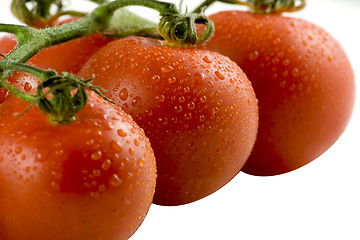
[90,191,100,199]
[117,129,127,137]
[155,95,166,103]
[282,59,290,66]
[272,57,280,64]
[110,141,123,152]
[51,181,60,190]
[145,109,153,116]
[86,139,95,146]
[132,96,142,107]
[289,84,296,91]
[55,149,64,157]
[178,96,185,103]
[119,88,128,101]
[128,148,135,155]
[212,107,219,114]
[109,174,122,187]
[98,184,106,192]
[277,51,285,58]
[183,86,191,93]
[25,166,31,173]
[273,37,282,45]
[195,72,206,85]
[15,146,22,154]
[93,169,101,177]
[91,150,102,160]
[138,158,145,167]
[174,105,183,113]
[187,102,195,110]
[161,65,174,73]
[168,76,177,84]
[200,96,207,103]
[158,117,168,125]
[24,82,32,91]
[184,112,192,120]
[249,51,259,60]
[202,56,212,63]
[152,75,161,83]
[36,153,44,162]
[215,71,225,80]
[292,68,300,77]
[101,159,112,171]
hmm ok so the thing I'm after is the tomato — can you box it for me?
[0,16,112,103]
[0,91,157,240]
[78,36,259,205]
[201,11,355,176]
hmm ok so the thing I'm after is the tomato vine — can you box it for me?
[0,0,308,125]
[0,0,217,123]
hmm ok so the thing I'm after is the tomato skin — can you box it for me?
[0,92,156,240]
[202,11,355,176]
[78,36,259,205]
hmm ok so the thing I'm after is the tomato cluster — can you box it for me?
[0,7,354,240]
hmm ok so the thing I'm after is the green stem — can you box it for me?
[0,61,57,80]
[99,0,179,17]
[3,0,178,66]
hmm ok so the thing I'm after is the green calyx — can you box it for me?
[158,11,214,47]
[0,62,112,124]
[34,72,111,124]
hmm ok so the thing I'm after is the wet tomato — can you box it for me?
[0,91,156,240]
[78,36,259,205]
[202,11,355,176]
[0,16,112,103]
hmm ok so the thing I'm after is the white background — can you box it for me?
[1,0,359,239]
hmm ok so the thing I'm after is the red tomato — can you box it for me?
[0,91,156,240]
[0,16,112,103]
[202,11,355,176]
[78,36,259,205]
